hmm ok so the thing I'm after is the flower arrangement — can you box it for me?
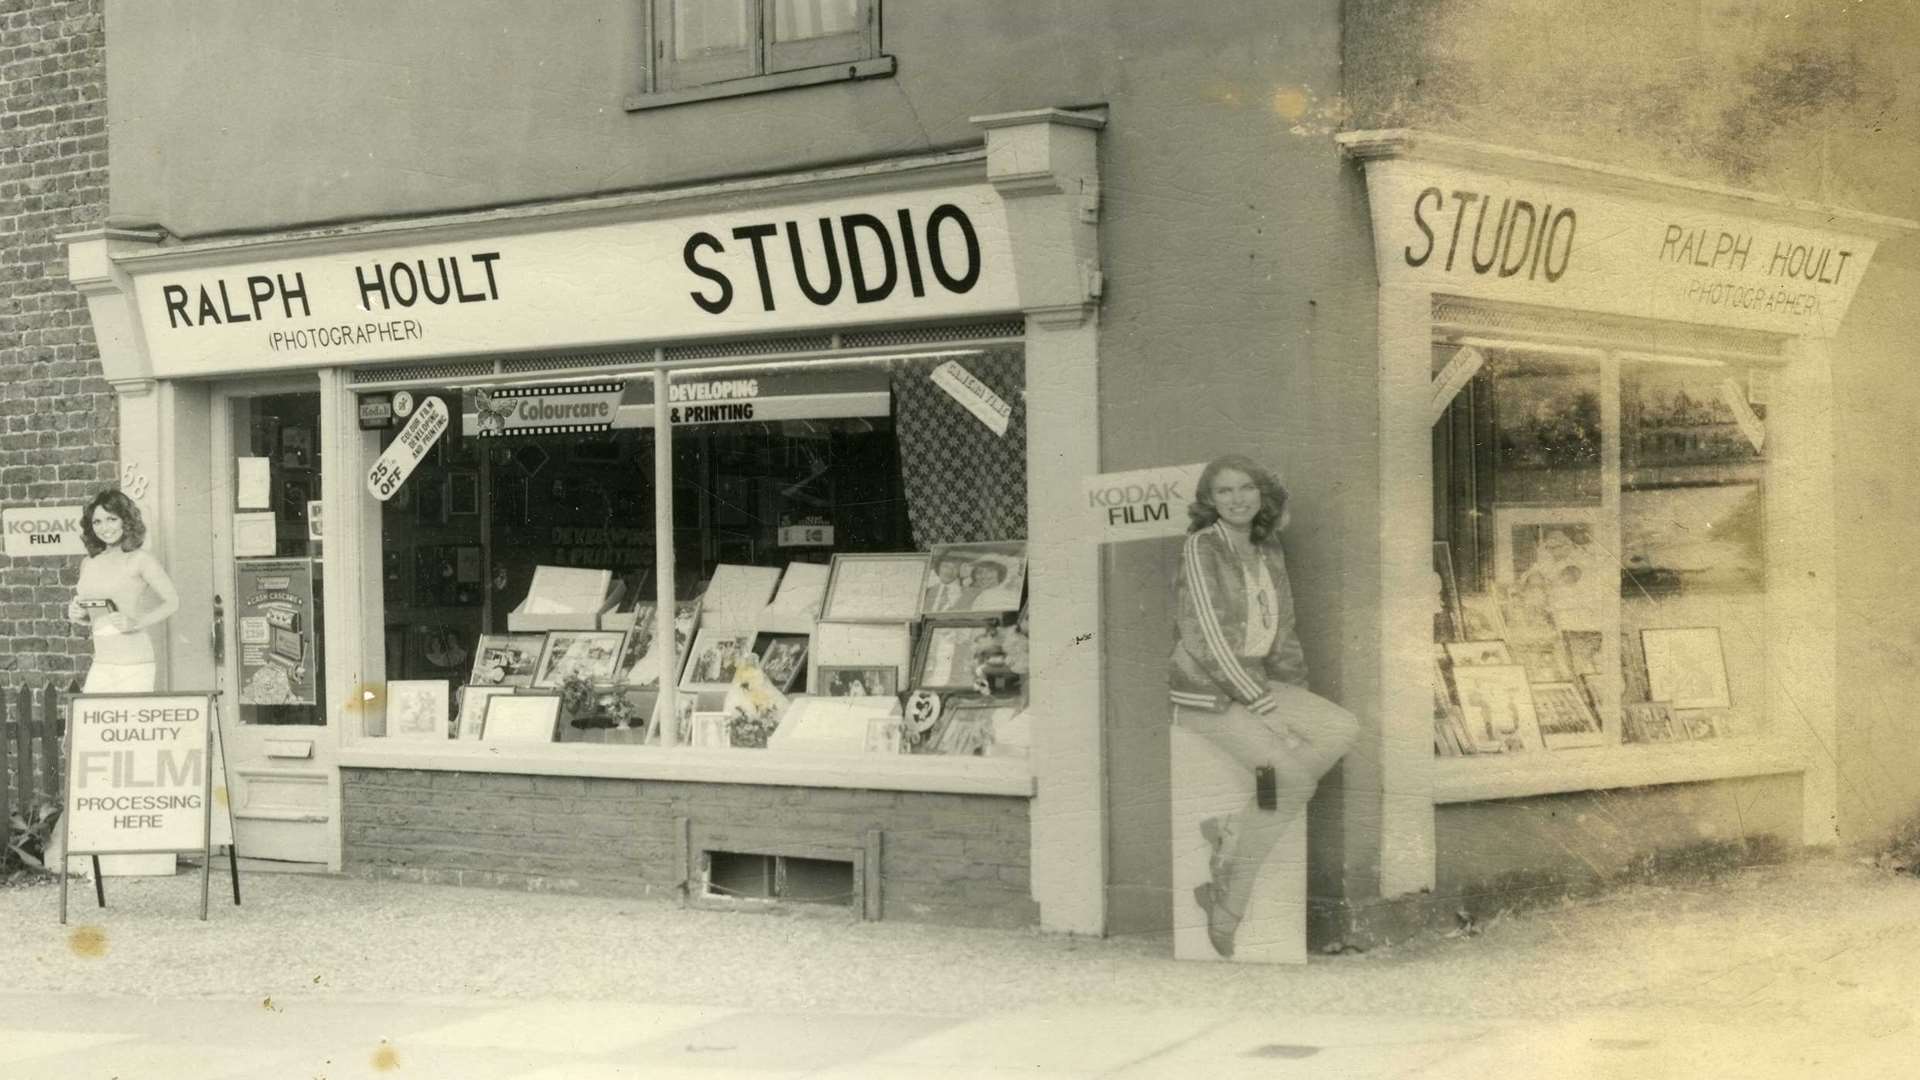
[560,674,645,730]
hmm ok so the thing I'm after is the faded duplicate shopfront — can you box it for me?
[63,112,1110,930]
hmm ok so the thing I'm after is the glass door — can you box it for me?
[211,382,335,865]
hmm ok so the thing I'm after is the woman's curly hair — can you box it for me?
[80,489,147,555]
[1187,454,1290,544]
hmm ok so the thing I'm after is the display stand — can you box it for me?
[57,691,243,923]
[1168,724,1306,964]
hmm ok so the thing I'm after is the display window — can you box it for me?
[361,342,1031,759]
[1429,312,1776,759]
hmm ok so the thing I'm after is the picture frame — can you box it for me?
[750,631,809,693]
[819,665,898,697]
[480,693,562,744]
[1448,664,1543,754]
[924,697,1003,756]
[611,605,659,684]
[1457,593,1509,643]
[1444,640,1514,668]
[457,685,516,740]
[1494,505,1610,633]
[385,679,450,740]
[1620,483,1764,597]
[679,627,758,690]
[622,601,700,689]
[812,621,912,689]
[911,618,1001,693]
[532,629,627,688]
[821,552,931,622]
[921,541,1028,617]
[449,471,480,516]
[1621,701,1682,744]
[1432,540,1462,642]
[1529,681,1608,750]
[1640,627,1732,710]
[470,632,546,688]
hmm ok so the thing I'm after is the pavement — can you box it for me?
[4,854,1920,1078]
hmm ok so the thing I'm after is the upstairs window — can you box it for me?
[634,0,892,109]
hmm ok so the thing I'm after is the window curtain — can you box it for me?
[890,346,1028,548]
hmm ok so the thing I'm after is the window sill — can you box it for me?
[337,738,1033,797]
[1431,737,1804,804]
[625,55,896,112]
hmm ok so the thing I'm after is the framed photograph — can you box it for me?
[1625,367,1765,473]
[1448,664,1543,754]
[280,425,312,469]
[821,552,931,622]
[680,627,758,690]
[1444,640,1514,669]
[689,711,732,748]
[1620,483,1764,597]
[819,666,898,697]
[1621,701,1682,744]
[1432,540,1462,641]
[532,629,627,688]
[611,605,658,684]
[912,619,998,692]
[1489,363,1604,503]
[480,693,561,744]
[1675,709,1727,740]
[1508,637,1574,684]
[922,541,1028,616]
[1529,681,1608,749]
[386,679,450,740]
[925,698,1003,756]
[622,601,700,688]
[470,632,546,687]
[1495,506,1610,632]
[751,632,809,693]
[1640,627,1731,710]
[449,471,480,516]
[457,685,516,740]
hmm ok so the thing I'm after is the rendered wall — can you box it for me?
[0,0,115,688]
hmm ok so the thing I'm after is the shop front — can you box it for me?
[63,109,1110,932]
[1333,130,1915,933]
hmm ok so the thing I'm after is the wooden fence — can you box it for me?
[1,680,81,824]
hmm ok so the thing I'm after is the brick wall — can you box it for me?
[0,0,116,687]
[342,769,1039,929]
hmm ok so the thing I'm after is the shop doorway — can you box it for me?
[209,381,335,866]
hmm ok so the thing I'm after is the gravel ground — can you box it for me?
[5,856,1918,1029]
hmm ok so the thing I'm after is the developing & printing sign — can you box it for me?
[131,185,1020,378]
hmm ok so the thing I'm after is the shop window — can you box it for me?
[1432,333,1773,757]
[632,0,894,110]
[366,344,1029,759]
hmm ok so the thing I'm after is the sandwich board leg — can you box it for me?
[91,856,105,908]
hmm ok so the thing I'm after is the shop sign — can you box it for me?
[63,694,212,855]
[235,558,318,706]
[357,392,395,429]
[1084,462,1206,544]
[473,382,623,436]
[778,517,836,547]
[2,505,86,556]
[366,394,449,501]
[1361,158,1883,338]
[130,185,1019,378]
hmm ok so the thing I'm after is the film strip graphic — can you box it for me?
[473,382,624,437]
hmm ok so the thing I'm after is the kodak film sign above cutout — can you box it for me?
[130,185,1019,378]
[2,506,87,556]
[1359,159,1882,338]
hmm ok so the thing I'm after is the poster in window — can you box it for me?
[822,553,930,622]
[1640,627,1732,710]
[236,557,317,706]
[922,541,1027,616]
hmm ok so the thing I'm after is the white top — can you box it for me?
[1241,556,1279,659]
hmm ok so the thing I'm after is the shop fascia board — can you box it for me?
[336,743,1036,798]
[93,147,996,275]
[1336,128,1919,242]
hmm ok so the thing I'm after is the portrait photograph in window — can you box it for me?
[533,630,627,688]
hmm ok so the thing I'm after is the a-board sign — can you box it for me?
[365,393,449,501]
[63,693,213,855]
